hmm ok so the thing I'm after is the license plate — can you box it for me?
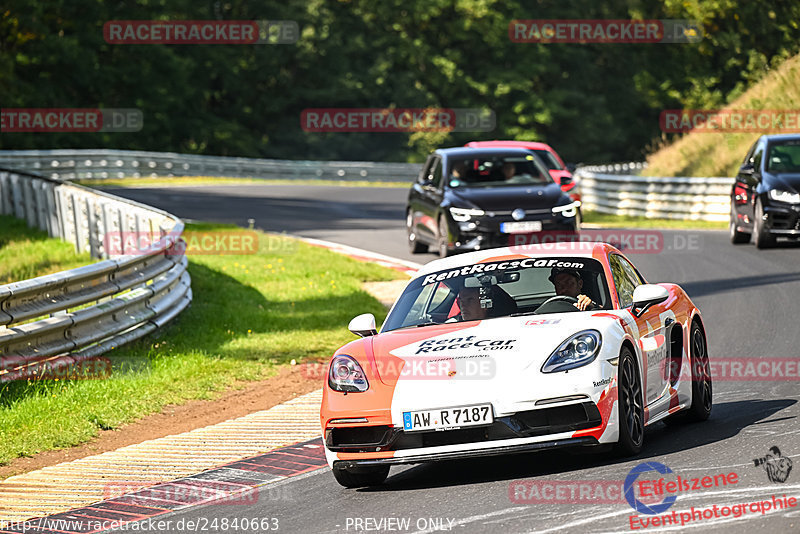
[402,404,493,432]
[500,221,542,233]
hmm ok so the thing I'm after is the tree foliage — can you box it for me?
[1,0,799,163]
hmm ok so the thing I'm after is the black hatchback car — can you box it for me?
[730,134,800,248]
[406,147,580,257]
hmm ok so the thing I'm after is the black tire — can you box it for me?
[729,209,750,244]
[615,346,644,456]
[753,199,775,249]
[437,214,452,258]
[406,210,427,254]
[685,322,712,421]
[331,464,390,488]
[663,321,712,425]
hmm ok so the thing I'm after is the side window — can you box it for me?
[753,144,764,173]
[403,281,452,326]
[418,156,435,184]
[743,141,757,166]
[609,255,638,308]
[429,158,443,189]
[617,255,644,286]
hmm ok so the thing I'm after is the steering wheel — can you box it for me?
[539,295,579,307]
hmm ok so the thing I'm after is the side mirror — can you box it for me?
[560,175,573,185]
[631,284,669,317]
[348,313,377,337]
[739,163,755,176]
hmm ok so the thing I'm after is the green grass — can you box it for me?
[0,223,402,467]
[644,53,800,177]
[76,176,411,188]
[582,211,726,230]
[0,215,94,284]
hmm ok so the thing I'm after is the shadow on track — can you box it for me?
[680,271,800,298]
[358,399,795,492]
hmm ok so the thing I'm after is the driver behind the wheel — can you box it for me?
[453,286,489,322]
[549,267,596,311]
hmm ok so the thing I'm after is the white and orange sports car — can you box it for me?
[320,242,712,487]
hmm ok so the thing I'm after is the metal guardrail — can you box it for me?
[577,161,649,175]
[0,150,734,221]
[0,168,192,383]
[574,167,734,222]
[0,149,423,182]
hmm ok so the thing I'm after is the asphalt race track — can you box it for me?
[107,184,800,534]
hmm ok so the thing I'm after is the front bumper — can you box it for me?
[325,401,602,454]
[764,203,800,237]
[332,436,598,467]
[452,214,579,251]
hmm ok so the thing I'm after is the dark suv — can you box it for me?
[406,147,580,257]
[730,134,800,248]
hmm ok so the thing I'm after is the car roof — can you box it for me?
[433,146,542,158]
[760,134,800,142]
[465,140,556,151]
[411,242,620,280]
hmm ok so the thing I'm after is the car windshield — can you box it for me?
[447,155,553,188]
[382,257,611,332]
[766,141,800,173]
[533,149,565,171]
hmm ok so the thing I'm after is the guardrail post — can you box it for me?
[44,183,59,238]
[11,174,24,219]
[86,197,98,259]
[100,203,110,259]
[23,178,36,227]
[55,187,67,240]
[0,171,9,215]
[71,193,83,254]
[134,213,142,249]
[117,207,127,255]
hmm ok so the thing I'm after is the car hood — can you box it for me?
[448,183,565,211]
[372,314,619,386]
[766,173,800,193]
[370,313,625,417]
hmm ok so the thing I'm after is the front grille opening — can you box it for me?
[326,425,393,451]
[509,402,602,436]
[771,211,792,229]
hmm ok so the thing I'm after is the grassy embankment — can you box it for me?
[644,53,800,178]
[0,220,401,466]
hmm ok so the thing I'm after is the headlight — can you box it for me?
[552,201,581,218]
[541,330,601,373]
[449,207,485,222]
[328,355,369,392]
[768,190,800,204]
